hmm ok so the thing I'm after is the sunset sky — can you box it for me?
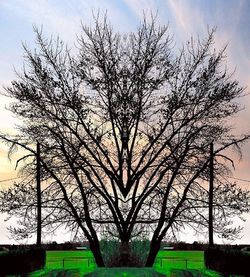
[0,0,250,244]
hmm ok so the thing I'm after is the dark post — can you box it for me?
[209,141,214,247]
[36,141,42,247]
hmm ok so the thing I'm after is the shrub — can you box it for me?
[0,246,9,252]
[174,241,188,250]
[63,241,75,250]
[192,241,204,251]
[100,239,150,267]
[205,247,250,276]
[47,241,59,250]
[99,239,119,267]
[0,247,45,275]
[241,246,250,252]
[131,239,150,266]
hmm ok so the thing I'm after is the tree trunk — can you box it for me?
[209,141,214,247]
[119,240,131,266]
[36,141,42,247]
[145,240,161,267]
[89,240,105,267]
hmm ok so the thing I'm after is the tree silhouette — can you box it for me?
[0,16,249,266]
[36,141,42,247]
[209,141,214,247]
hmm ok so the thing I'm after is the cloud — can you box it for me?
[123,0,158,18]
[0,0,82,42]
[0,0,137,41]
[167,0,206,40]
[123,0,171,26]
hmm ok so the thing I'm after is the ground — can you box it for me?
[28,250,222,277]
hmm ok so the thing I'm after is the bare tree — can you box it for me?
[0,15,249,266]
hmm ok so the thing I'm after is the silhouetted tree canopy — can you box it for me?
[0,15,249,266]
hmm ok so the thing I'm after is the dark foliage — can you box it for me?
[205,247,250,276]
[100,240,150,267]
[0,248,45,275]
[44,241,89,250]
[168,241,207,251]
[47,241,59,250]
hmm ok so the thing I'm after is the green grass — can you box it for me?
[155,250,204,271]
[30,250,96,276]
[29,250,221,276]
[154,251,221,277]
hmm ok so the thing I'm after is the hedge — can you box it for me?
[99,240,150,267]
[0,248,45,275]
[205,247,250,276]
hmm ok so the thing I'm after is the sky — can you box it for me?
[0,0,250,245]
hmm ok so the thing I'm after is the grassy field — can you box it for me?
[154,251,221,276]
[30,250,96,276]
[155,250,204,271]
[29,250,221,276]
